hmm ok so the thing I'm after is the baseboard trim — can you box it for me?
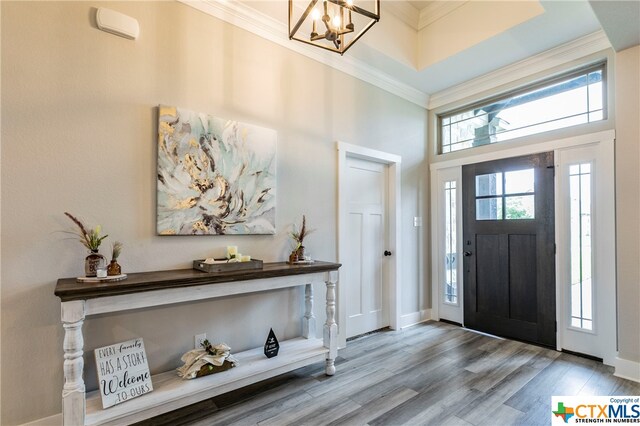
[614,356,640,383]
[399,309,432,328]
[21,413,61,426]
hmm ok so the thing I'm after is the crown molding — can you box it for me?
[419,1,466,30]
[383,1,420,31]
[178,0,429,108]
[428,30,612,110]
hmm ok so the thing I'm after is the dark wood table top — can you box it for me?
[55,261,341,302]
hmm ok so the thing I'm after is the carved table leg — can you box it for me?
[62,300,86,426]
[302,283,316,339]
[323,270,338,375]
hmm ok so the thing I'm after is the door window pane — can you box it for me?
[569,163,593,331]
[476,197,502,220]
[444,181,458,304]
[505,168,534,194]
[476,173,503,196]
[476,167,535,220]
[505,195,535,219]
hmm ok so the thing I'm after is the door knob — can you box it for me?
[384,250,392,256]
[464,251,472,257]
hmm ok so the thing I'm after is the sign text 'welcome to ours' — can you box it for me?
[94,338,153,409]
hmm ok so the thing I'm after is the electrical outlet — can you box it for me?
[195,333,207,349]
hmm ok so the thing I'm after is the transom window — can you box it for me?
[439,63,606,154]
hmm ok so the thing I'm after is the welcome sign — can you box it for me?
[94,338,153,409]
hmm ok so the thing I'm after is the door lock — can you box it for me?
[384,250,392,256]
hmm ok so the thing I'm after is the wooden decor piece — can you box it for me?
[94,338,153,409]
[195,360,235,378]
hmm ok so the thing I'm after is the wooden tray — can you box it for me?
[193,259,263,273]
[76,274,128,283]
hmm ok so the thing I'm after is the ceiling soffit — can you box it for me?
[179,1,610,110]
[180,0,430,107]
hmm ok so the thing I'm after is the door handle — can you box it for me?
[384,250,392,256]
[464,251,472,257]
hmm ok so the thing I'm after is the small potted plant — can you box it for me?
[64,212,109,277]
[107,241,123,276]
[289,215,313,263]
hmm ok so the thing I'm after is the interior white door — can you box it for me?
[345,157,390,338]
[556,140,616,365]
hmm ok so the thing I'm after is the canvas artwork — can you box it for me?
[157,105,277,235]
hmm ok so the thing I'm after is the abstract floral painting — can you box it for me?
[157,105,277,235]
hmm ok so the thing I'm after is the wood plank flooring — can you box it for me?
[139,321,640,426]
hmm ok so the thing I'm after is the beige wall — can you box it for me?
[0,2,428,424]
[614,44,640,364]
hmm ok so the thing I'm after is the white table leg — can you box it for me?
[302,283,316,339]
[62,300,86,426]
[323,270,338,375]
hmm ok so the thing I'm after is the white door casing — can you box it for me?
[344,157,390,337]
[337,142,401,348]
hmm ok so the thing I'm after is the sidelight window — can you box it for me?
[475,168,535,220]
[439,63,606,154]
[444,181,457,304]
[569,163,593,330]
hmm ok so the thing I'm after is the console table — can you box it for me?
[54,261,341,426]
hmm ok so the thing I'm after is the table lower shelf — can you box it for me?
[85,337,328,426]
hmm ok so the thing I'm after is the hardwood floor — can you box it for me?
[140,321,640,426]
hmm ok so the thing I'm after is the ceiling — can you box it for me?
[188,0,639,107]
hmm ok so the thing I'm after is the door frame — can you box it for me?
[337,141,401,348]
[431,130,616,358]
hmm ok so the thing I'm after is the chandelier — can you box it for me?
[288,0,380,55]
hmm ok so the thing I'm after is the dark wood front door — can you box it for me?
[463,152,555,347]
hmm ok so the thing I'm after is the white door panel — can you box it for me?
[346,212,364,319]
[345,157,390,338]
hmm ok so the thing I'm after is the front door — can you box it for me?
[463,152,556,347]
[344,156,390,338]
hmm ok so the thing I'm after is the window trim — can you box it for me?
[437,61,608,155]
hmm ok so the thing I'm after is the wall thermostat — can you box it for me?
[96,7,139,40]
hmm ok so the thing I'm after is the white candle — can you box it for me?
[227,246,238,259]
[240,255,251,262]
